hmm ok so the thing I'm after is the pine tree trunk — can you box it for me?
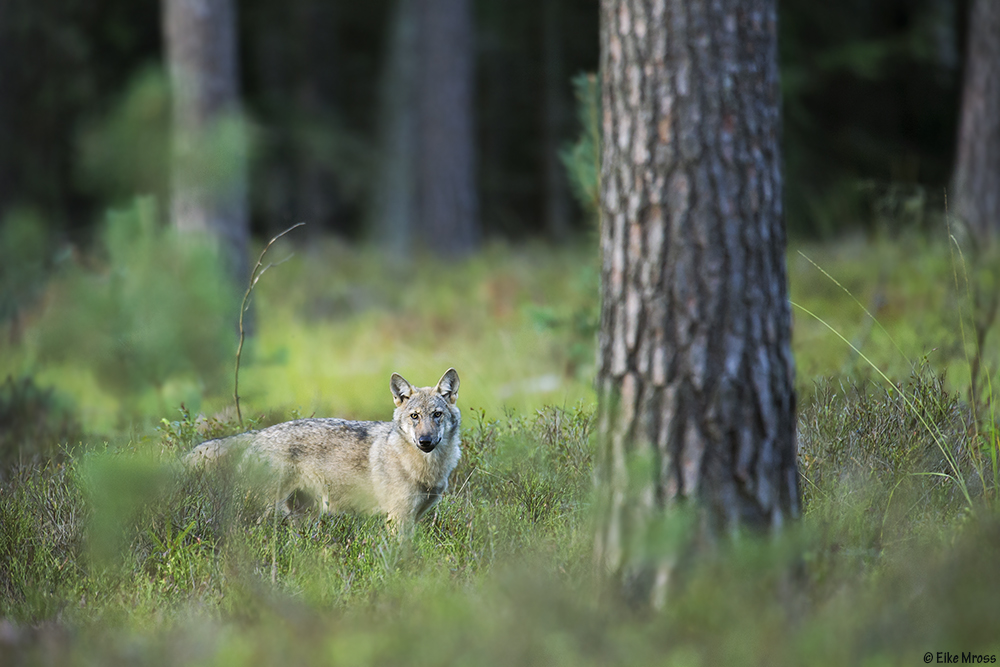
[374,0,479,257]
[373,0,419,254]
[163,0,250,288]
[594,0,799,609]
[952,0,1000,243]
[415,0,479,256]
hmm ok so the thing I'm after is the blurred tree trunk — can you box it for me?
[476,3,515,241]
[952,0,1000,243]
[541,0,571,241]
[375,0,479,256]
[292,1,340,241]
[163,0,250,290]
[594,0,799,609]
[415,0,479,255]
[374,0,419,254]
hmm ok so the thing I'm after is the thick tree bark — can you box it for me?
[594,0,799,608]
[952,0,1000,243]
[163,0,250,287]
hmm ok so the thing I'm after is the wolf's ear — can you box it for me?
[435,368,460,404]
[390,373,414,407]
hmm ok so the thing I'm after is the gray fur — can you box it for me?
[186,369,462,530]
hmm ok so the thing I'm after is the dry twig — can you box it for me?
[235,222,305,427]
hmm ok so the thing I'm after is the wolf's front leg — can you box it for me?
[384,504,418,539]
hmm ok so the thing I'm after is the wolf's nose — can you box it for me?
[419,436,434,446]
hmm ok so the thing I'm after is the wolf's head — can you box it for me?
[390,368,461,453]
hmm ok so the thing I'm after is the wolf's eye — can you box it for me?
[410,413,419,421]
[432,411,442,419]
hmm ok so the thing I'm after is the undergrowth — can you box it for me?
[0,375,81,481]
[1,235,999,664]
[1,368,998,665]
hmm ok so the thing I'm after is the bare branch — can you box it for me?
[235,222,305,427]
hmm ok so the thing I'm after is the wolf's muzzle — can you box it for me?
[417,436,438,453]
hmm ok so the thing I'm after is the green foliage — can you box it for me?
[1,233,999,662]
[174,111,252,199]
[525,262,599,379]
[780,0,961,236]
[156,404,247,453]
[0,0,161,232]
[800,369,985,565]
[2,384,1000,663]
[33,197,238,418]
[76,66,172,204]
[230,241,599,423]
[0,376,81,480]
[0,404,598,623]
[0,208,50,327]
[560,72,601,227]
[80,447,176,568]
[0,458,86,621]
[790,235,1000,390]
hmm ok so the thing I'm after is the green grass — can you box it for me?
[789,233,999,392]
[2,232,1000,664]
[3,238,600,433]
[238,239,600,419]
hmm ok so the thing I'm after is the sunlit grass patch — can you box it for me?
[789,234,994,391]
[4,229,993,435]
[232,239,600,422]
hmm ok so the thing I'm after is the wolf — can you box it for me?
[186,368,462,531]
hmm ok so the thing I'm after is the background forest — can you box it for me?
[0,0,968,243]
[2,0,1000,665]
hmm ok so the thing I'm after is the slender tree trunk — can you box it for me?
[373,0,419,254]
[594,0,799,609]
[374,0,478,257]
[163,0,250,288]
[415,0,479,256]
[952,0,1000,243]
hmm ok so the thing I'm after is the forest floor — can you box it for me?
[2,231,999,665]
